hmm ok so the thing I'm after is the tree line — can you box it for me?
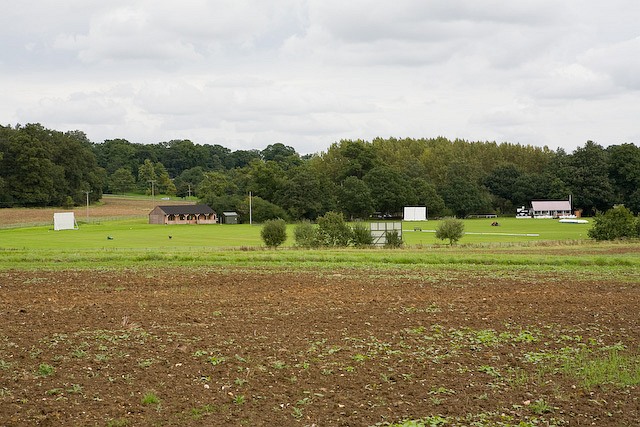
[1,123,639,221]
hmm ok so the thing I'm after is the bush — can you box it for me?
[260,219,287,248]
[316,211,352,247]
[351,222,373,247]
[588,205,638,240]
[384,230,403,248]
[435,218,465,245]
[294,220,319,248]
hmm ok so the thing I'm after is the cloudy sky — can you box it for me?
[2,1,639,155]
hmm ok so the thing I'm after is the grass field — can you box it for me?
[0,216,601,270]
[0,216,590,249]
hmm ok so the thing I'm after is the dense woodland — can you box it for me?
[1,123,639,222]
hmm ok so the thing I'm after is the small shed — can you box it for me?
[531,200,573,219]
[221,211,239,224]
[149,205,217,225]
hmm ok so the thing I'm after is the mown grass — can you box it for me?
[0,215,637,285]
[0,217,590,250]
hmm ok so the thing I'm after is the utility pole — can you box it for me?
[249,191,253,225]
[84,190,92,222]
[188,184,192,198]
[148,180,157,203]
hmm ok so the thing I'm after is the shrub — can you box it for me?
[316,211,352,247]
[351,223,373,247]
[588,205,638,240]
[294,220,319,248]
[435,218,465,245]
[384,230,403,248]
[260,219,287,248]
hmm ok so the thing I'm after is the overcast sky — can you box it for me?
[2,1,639,155]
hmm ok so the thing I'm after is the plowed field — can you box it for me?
[1,267,638,426]
[0,196,189,227]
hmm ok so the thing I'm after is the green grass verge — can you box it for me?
[0,217,590,250]
[1,216,635,273]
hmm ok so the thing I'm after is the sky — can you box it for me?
[2,1,640,155]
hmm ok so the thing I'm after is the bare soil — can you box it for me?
[0,196,191,227]
[1,267,638,426]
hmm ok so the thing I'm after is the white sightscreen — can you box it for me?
[53,212,77,230]
[403,206,427,221]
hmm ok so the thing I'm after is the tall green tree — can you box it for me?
[174,167,205,198]
[245,160,287,203]
[408,177,445,217]
[277,164,331,220]
[0,124,102,207]
[566,141,614,215]
[261,143,301,168]
[109,167,136,194]
[439,162,492,217]
[337,176,374,220]
[93,139,139,176]
[137,159,157,193]
[607,143,640,213]
[154,162,176,196]
[363,166,411,215]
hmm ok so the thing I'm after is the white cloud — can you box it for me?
[1,0,639,154]
[582,36,640,90]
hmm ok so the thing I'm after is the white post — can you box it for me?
[84,190,92,222]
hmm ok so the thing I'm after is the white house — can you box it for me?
[530,200,573,219]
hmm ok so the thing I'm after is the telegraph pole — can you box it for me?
[148,180,157,203]
[84,190,92,222]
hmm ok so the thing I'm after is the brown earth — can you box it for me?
[1,267,638,426]
[0,196,191,227]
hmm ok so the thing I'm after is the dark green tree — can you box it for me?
[439,162,492,218]
[109,167,136,194]
[566,141,614,215]
[260,219,288,248]
[197,171,235,199]
[363,166,411,216]
[261,143,301,168]
[607,143,640,213]
[174,167,205,198]
[225,149,261,169]
[588,205,638,240]
[154,162,176,196]
[338,176,374,220]
[0,124,101,207]
[408,178,445,218]
[238,195,289,223]
[278,164,332,220]
[93,139,139,176]
[138,159,157,193]
[245,160,287,203]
